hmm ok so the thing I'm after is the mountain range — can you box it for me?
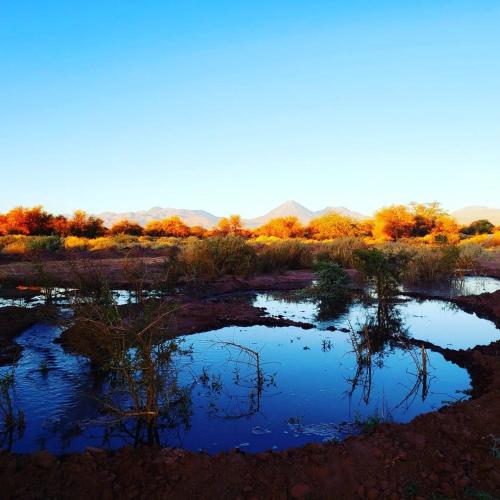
[97,201,366,228]
[450,206,500,226]
[96,201,500,228]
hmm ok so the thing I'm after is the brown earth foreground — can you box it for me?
[0,281,500,498]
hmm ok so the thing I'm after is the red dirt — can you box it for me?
[478,252,500,279]
[194,270,316,297]
[1,278,500,498]
[0,256,173,287]
[169,296,315,334]
[455,290,500,328]
[0,255,316,291]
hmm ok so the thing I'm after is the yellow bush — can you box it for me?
[1,237,28,254]
[151,237,181,249]
[64,236,89,250]
[88,237,117,251]
[251,235,287,245]
[459,234,490,246]
[0,235,23,250]
[491,231,500,247]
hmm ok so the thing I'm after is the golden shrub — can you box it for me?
[63,236,89,250]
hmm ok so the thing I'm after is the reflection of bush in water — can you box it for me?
[196,341,278,421]
[62,271,196,447]
[0,368,25,450]
[315,296,352,322]
[346,304,432,410]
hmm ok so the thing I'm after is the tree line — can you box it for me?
[0,204,496,242]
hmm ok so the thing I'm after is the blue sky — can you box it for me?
[1,1,499,217]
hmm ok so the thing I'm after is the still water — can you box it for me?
[2,289,497,454]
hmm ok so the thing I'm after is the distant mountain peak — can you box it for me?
[242,201,366,228]
[96,201,368,229]
[96,203,500,229]
[452,206,500,225]
[280,199,306,207]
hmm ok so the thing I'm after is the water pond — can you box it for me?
[1,287,498,455]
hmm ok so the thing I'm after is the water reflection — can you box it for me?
[2,288,492,454]
[255,289,500,350]
[0,367,26,451]
[315,295,352,322]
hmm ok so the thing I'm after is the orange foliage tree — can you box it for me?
[109,219,144,236]
[0,206,54,235]
[51,215,70,236]
[373,205,415,241]
[307,212,361,240]
[189,225,208,238]
[144,220,164,237]
[144,217,190,237]
[217,215,244,236]
[430,215,460,243]
[255,216,304,238]
[67,210,106,238]
[0,214,6,235]
[161,216,190,237]
[409,202,446,237]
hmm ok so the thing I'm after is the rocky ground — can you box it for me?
[0,268,499,498]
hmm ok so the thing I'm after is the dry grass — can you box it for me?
[255,239,313,272]
[314,237,366,267]
[0,236,28,254]
[179,236,257,282]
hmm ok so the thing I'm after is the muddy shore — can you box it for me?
[0,306,42,365]
[0,275,499,498]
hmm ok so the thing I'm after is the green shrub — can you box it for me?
[354,247,410,302]
[311,260,350,299]
[25,236,62,252]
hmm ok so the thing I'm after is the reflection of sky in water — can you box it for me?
[254,293,500,350]
[401,276,500,298]
[0,289,157,308]
[1,276,498,309]
[1,292,484,454]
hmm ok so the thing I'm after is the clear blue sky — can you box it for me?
[1,1,499,217]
